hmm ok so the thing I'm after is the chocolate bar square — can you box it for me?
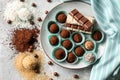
[69,9,78,16]
[71,24,78,29]
[78,17,88,25]
[74,13,83,21]
[83,21,93,30]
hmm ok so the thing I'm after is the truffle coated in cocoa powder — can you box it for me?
[75,46,85,57]
[67,52,76,63]
[49,23,59,33]
[73,33,82,43]
[54,48,66,60]
[92,31,102,41]
[57,13,67,23]
[49,36,59,45]
[60,29,70,38]
[62,40,72,50]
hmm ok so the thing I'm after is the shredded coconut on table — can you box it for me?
[3,0,41,29]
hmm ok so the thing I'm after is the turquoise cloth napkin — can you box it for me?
[61,0,120,80]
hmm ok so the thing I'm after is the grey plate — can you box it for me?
[41,1,106,69]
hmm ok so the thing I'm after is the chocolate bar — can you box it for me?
[65,9,94,34]
[65,23,92,34]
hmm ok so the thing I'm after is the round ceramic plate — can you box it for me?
[41,1,106,69]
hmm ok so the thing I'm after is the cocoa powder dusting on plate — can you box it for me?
[12,28,39,52]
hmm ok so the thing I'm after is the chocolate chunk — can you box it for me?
[32,3,37,7]
[47,0,52,2]
[78,17,88,25]
[83,21,93,31]
[37,17,42,22]
[20,0,25,2]
[7,20,12,24]
[73,74,79,79]
[34,54,38,58]
[45,10,49,14]
[48,61,53,65]
[30,21,35,25]
[54,72,59,77]
[49,78,53,80]
[69,9,78,16]
[34,70,39,73]
[74,13,83,21]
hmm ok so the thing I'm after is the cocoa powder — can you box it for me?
[12,28,39,52]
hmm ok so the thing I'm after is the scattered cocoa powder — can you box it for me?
[12,28,39,52]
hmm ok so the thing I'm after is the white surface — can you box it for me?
[0,0,92,80]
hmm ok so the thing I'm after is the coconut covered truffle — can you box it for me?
[49,36,59,45]
[17,7,32,21]
[84,40,94,51]
[73,33,82,43]
[62,40,72,50]
[54,48,66,60]
[84,53,95,63]
[92,31,102,41]
[67,52,76,63]
[49,23,59,33]
[74,46,85,57]
[60,29,70,38]
[56,13,67,23]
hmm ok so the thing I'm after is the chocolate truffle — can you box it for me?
[49,36,59,45]
[56,13,67,23]
[67,52,76,63]
[92,31,102,41]
[62,40,72,50]
[84,40,94,51]
[84,53,95,63]
[74,46,85,57]
[60,29,70,38]
[49,23,59,33]
[73,33,82,43]
[54,48,66,60]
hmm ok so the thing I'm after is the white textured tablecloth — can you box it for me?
[0,0,91,80]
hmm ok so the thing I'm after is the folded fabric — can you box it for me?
[60,0,120,80]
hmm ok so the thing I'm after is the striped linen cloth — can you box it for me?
[61,0,120,80]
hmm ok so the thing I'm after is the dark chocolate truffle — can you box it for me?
[73,33,82,43]
[49,36,59,45]
[74,46,85,57]
[62,40,72,50]
[57,13,67,23]
[84,40,94,51]
[92,31,102,41]
[49,23,59,33]
[60,29,70,38]
[54,48,66,60]
[67,52,76,63]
